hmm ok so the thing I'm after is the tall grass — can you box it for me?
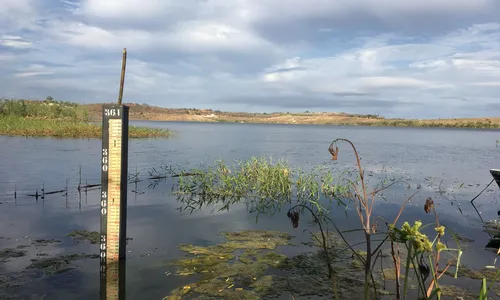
[174,157,347,215]
[0,98,89,121]
[0,116,173,139]
[0,99,174,139]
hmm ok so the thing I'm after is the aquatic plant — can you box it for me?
[164,229,385,300]
[316,139,465,299]
[173,157,348,216]
[325,138,421,300]
[171,139,492,299]
[388,204,463,299]
[478,269,500,300]
[66,229,100,244]
[28,253,99,275]
[0,248,27,261]
[171,150,404,299]
[164,230,294,300]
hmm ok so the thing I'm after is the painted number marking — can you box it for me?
[104,108,120,117]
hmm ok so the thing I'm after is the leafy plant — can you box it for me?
[478,269,500,300]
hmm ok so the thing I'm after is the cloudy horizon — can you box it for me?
[1,0,500,119]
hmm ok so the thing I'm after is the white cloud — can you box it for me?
[82,0,170,19]
[0,0,38,32]
[247,0,496,25]
[14,64,54,77]
[358,76,440,89]
[470,82,500,87]
[0,0,499,118]
[42,18,275,56]
[0,35,33,49]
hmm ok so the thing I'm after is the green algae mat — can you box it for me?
[163,230,293,300]
[163,229,371,300]
[163,230,492,300]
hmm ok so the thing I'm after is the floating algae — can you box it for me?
[166,229,491,299]
[249,275,288,298]
[66,230,132,245]
[32,239,61,246]
[164,230,294,300]
[28,253,99,275]
[163,230,382,300]
[438,285,476,299]
[220,230,293,250]
[444,265,500,281]
[66,230,100,244]
[0,248,27,262]
[286,251,367,298]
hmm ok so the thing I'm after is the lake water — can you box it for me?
[0,121,499,299]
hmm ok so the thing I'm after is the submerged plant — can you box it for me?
[164,230,293,300]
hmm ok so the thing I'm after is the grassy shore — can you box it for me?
[86,103,500,129]
[0,99,174,139]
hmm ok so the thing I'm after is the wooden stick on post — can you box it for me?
[118,48,127,105]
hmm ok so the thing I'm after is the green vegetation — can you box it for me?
[174,157,348,215]
[355,119,500,129]
[85,102,500,129]
[0,98,174,138]
[0,232,99,298]
[163,230,359,300]
[66,229,100,244]
[0,248,27,261]
[163,228,484,300]
[0,97,89,120]
[27,253,99,275]
[211,118,500,128]
[171,139,500,299]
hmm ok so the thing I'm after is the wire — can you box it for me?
[470,179,495,203]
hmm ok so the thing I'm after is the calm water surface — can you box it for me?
[0,122,499,299]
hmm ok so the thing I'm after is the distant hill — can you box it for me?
[2,99,498,129]
[84,102,384,123]
[83,102,500,129]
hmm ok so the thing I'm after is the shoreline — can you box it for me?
[84,102,500,130]
[124,116,500,130]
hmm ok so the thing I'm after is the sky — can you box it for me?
[1,0,500,118]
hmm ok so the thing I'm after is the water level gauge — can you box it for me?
[100,104,129,300]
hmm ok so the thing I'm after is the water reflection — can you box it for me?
[1,123,500,299]
[2,169,499,298]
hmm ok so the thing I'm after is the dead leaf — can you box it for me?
[424,197,434,214]
[328,144,339,160]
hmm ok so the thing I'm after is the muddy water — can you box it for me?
[0,122,499,299]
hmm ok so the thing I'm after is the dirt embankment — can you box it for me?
[85,103,500,129]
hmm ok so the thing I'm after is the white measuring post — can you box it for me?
[100,104,129,299]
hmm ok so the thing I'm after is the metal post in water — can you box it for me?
[100,48,129,300]
[491,169,500,189]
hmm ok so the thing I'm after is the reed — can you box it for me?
[173,157,348,215]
